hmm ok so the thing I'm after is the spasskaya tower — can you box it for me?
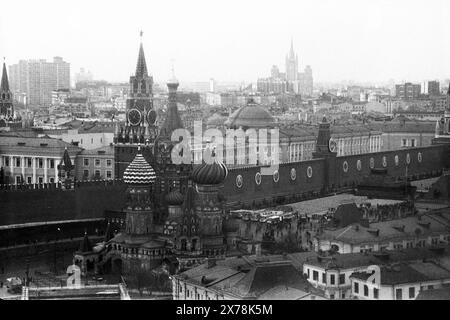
[114,31,159,178]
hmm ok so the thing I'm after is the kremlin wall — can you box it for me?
[0,180,127,226]
[0,143,448,228]
[223,144,448,207]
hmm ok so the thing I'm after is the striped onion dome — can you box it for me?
[165,189,184,206]
[192,159,228,185]
[123,149,156,185]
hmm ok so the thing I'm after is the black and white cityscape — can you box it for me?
[1,0,450,302]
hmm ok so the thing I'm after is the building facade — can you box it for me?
[350,262,450,300]
[303,247,450,300]
[395,83,421,100]
[427,81,440,96]
[0,136,81,185]
[75,145,115,181]
[314,211,450,254]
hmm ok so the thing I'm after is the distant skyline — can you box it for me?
[1,0,450,85]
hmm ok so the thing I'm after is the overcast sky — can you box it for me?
[1,0,449,84]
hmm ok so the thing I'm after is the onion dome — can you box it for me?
[123,148,156,185]
[165,189,184,206]
[192,159,228,185]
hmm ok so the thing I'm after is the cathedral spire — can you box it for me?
[1,58,10,92]
[168,59,178,84]
[289,37,295,58]
[135,31,148,78]
[160,64,183,137]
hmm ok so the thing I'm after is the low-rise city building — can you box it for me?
[75,145,114,181]
[350,261,450,300]
[315,210,450,254]
[44,120,116,150]
[0,136,81,184]
[172,253,323,300]
[303,246,450,299]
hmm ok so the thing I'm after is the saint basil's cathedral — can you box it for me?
[103,35,230,274]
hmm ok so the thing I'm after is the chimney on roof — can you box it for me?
[255,243,262,257]
[367,228,380,236]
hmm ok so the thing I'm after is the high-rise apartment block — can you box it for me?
[427,80,440,96]
[9,57,70,106]
[395,82,421,100]
[75,68,93,84]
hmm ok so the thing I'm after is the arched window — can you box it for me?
[364,285,369,296]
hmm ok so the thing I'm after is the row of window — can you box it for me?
[401,138,417,147]
[83,158,112,167]
[355,237,443,253]
[182,285,217,300]
[307,268,346,286]
[14,176,55,184]
[2,156,55,169]
[110,244,167,256]
[83,169,112,179]
[354,282,418,300]
[80,137,104,145]
[353,282,380,299]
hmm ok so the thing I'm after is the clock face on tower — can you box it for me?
[328,138,337,153]
[147,110,157,125]
[128,109,142,126]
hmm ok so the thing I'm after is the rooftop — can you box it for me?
[416,284,450,300]
[79,145,114,156]
[367,120,436,134]
[304,246,450,270]
[318,211,450,245]
[288,193,404,216]
[350,261,450,285]
[0,135,82,156]
[177,252,319,299]
[225,102,275,129]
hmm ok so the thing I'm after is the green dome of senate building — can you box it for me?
[225,99,275,129]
